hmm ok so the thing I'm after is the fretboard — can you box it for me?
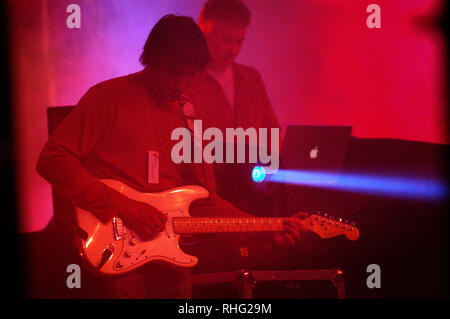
[172,217,284,234]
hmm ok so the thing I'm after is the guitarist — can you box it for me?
[36,14,306,298]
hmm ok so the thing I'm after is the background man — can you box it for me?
[187,0,280,136]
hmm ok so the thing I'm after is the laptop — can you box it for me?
[279,125,352,185]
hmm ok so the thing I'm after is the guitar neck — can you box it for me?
[172,217,285,234]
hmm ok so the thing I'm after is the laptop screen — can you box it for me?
[280,125,352,184]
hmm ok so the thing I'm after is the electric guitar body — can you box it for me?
[75,179,209,275]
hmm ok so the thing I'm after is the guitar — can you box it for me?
[75,179,359,275]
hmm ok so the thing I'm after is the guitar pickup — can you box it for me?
[113,217,127,240]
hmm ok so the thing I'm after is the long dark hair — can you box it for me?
[140,14,210,72]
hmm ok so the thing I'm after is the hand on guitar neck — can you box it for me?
[272,212,309,251]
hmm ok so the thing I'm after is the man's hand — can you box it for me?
[119,198,168,241]
[272,212,309,250]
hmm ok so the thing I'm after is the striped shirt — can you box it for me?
[186,62,280,134]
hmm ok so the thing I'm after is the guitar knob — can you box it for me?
[130,238,137,246]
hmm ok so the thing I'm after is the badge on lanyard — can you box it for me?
[148,151,159,184]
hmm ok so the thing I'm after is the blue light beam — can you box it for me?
[264,169,447,201]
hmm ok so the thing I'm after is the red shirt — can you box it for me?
[36,71,251,223]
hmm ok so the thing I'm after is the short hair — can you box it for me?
[140,14,210,71]
[199,0,251,27]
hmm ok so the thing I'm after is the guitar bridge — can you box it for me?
[113,217,126,240]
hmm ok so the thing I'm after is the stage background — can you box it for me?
[7,0,447,233]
